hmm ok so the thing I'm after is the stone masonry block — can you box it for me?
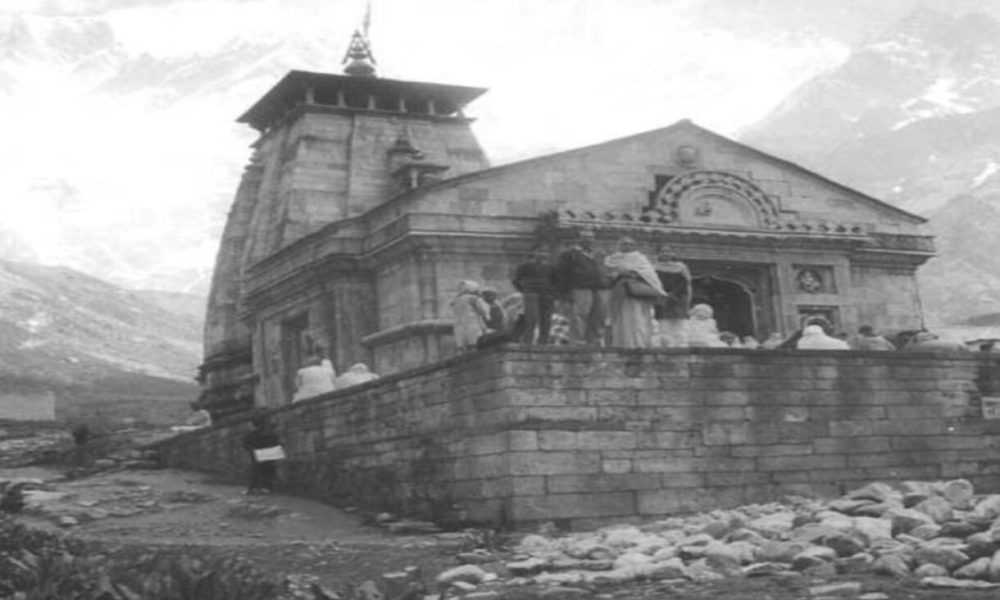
[508,451,602,476]
[510,491,637,521]
[829,420,874,437]
[601,459,632,474]
[700,407,747,421]
[871,419,944,436]
[892,435,988,451]
[546,473,662,494]
[729,443,812,458]
[776,421,829,443]
[637,390,696,405]
[505,388,566,406]
[636,430,701,449]
[812,437,891,454]
[507,430,538,451]
[704,471,770,486]
[576,431,637,450]
[585,389,638,405]
[886,406,948,420]
[632,456,704,474]
[756,454,847,471]
[511,406,599,423]
[696,457,758,472]
[847,452,934,468]
[464,433,507,456]
[703,422,779,445]
[509,476,546,496]
[699,391,752,405]
[637,487,745,516]
[538,431,578,451]
[808,406,887,421]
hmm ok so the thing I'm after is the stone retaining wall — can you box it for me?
[154,346,1000,530]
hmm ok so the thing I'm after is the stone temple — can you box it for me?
[198,32,934,416]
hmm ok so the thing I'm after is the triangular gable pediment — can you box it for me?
[405,119,926,234]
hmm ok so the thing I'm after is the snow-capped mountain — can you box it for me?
[0,11,338,295]
[0,258,201,385]
[742,8,1000,325]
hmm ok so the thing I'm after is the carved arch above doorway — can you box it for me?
[643,170,782,229]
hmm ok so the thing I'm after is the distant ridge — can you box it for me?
[741,8,1000,325]
[0,259,202,424]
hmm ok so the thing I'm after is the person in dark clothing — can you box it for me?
[652,246,691,347]
[553,230,610,345]
[71,423,93,466]
[512,245,557,344]
[481,288,507,333]
[476,288,511,348]
[242,416,282,495]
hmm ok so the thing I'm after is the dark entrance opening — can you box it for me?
[690,277,756,338]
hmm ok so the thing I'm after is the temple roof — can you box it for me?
[236,70,487,131]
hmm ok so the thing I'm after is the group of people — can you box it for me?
[291,349,380,403]
[451,231,970,354]
[451,233,686,350]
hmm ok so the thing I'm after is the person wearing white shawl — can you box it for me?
[335,363,380,388]
[604,237,667,348]
[796,324,850,350]
[451,280,490,351]
[687,303,726,348]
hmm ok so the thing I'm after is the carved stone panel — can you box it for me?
[793,265,835,294]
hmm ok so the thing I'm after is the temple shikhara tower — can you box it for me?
[198,24,935,415]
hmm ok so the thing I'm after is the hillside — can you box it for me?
[741,8,1000,325]
[0,259,201,423]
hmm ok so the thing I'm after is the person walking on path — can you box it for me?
[512,245,557,345]
[242,416,282,495]
[554,230,610,345]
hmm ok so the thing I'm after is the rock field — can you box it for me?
[429,478,1000,598]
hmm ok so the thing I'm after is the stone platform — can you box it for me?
[154,346,1000,530]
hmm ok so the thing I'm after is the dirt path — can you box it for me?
[2,465,468,592]
[4,465,998,599]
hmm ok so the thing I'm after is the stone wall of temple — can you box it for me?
[156,346,1000,530]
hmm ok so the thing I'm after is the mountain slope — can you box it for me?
[740,8,1000,325]
[0,259,201,384]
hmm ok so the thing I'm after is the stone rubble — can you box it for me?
[428,478,1000,597]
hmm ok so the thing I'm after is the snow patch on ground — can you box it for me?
[972,161,998,187]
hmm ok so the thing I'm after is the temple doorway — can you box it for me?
[690,277,756,338]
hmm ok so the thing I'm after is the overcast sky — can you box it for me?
[0,0,990,291]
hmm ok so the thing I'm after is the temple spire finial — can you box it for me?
[343,1,377,77]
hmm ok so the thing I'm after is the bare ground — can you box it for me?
[3,465,999,599]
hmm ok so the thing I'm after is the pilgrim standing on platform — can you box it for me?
[687,303,726,348]
[335,363,380,388]
[292,356,336,403]
[451,280,490,352]
[512,245,557,344]
[852,325,896,351]
[797,324,850,350]
[604,237,667,348]
[476,288,511,348]
[316,347,336,379]
[652,245,691,348]
[553,230,609,345]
